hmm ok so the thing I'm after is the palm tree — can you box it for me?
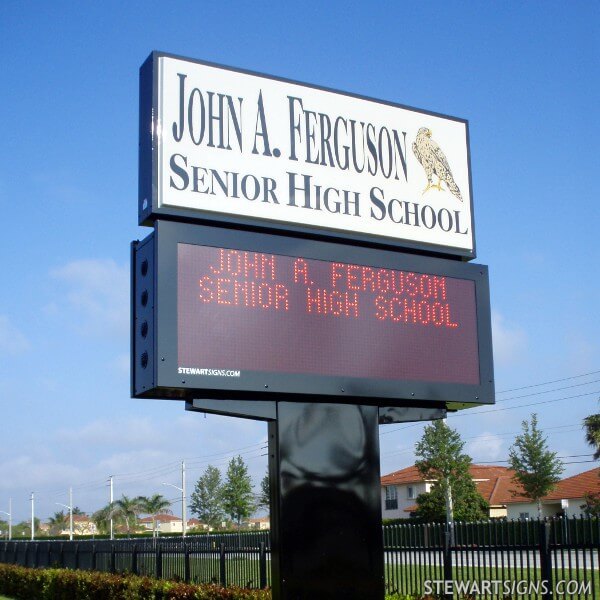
[47,511,67,536]
[584,408,600,459]
[109,495,145,535]
[92,504,114,535]
[138,494,172,537]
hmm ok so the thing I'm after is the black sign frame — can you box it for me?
[132,220,493,409]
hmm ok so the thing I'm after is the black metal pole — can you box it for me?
[269,402,385,600]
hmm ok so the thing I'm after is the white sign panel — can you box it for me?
[140,53,475,258]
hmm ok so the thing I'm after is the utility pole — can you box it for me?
[162,463,187,538]
[182,460,187,538]
[30,492,35,541]
[69,487,73,541]
[109,475,114,540]
[56,489,74,541]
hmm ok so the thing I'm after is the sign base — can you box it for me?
[185,400,447,599]
[269,402,384,599]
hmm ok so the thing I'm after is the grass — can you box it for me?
[384,563,599,599]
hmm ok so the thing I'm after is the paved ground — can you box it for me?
[385,549,599,570]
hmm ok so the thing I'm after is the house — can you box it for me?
[186,518,210,532]
[59,515,98,536]
[138,513,183,534]
[245,516,270,530]
[381,464,520,519]
[505,467,600,519]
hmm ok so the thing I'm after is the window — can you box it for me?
[407,486,415,499]
[385,486,398,510]
[519,512,530,520]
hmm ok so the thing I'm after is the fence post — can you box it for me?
[219,543,226,588]
[131,544,138,576]
[110,544,116,574]
[443,530,453,600]
[259,541,267,589]
[34,543,40,569]
[91,543,96,570]
[184,543,190,583]
[60,543,65,568]
[539,520,553,600]
[156,544,163,579]
[74,543,79,570]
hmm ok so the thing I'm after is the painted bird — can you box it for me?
[412,127,463,202]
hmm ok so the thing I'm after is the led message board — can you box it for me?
[132,221,493,408]
[139,52,475,259]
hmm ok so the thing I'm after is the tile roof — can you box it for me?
[382,464,524,505]
[504,466,600,504]
[139,513,181,523]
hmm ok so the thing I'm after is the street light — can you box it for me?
[30,493,35,541]
[56,487,73,541]
[162,461,186,537]
[0,498,11,540]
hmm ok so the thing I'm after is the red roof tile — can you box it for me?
[382,464,522,505]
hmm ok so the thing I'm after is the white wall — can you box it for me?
[381,482,430,519]
[509,499,592,519]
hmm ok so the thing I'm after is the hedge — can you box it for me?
[0,565,270,600]
[0,565,439,599]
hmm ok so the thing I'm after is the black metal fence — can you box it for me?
[0,532,271,589]
[1,518,598,598]
[384,517,598,599]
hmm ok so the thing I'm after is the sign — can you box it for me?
[132,221,493,407]
[139,52,475,259]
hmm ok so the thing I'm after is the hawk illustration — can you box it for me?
[412,127,462,202]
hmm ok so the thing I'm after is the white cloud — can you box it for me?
[491,310,527,366]
[0,315,30,355]
[0,455,81,492]
[56,417,164,449]
[50,259,129,338]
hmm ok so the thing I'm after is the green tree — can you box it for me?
[0,519,7,539]
[581,492,600,517]
[109,495,145,534]
[12,518,40,538]
[508,413,564,518]
[583,405,600,459]
[47,511,67,536]
[92,503,115,535]
[222,456,254,529]
[414,419,488,522]
[190,465,225,529]
[257,470,270,511]
[138,494,172,537]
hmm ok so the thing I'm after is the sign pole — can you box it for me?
[268,402,384,599]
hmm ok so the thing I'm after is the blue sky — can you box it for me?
[1,1,598,523]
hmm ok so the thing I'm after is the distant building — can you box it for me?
[505,467,600,519]
[186,518,210,532]
[244,516,270,530]
[381,464,521,519]
[59,515,98,536]
[138,513,183,534]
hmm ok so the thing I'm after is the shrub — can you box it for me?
[0,565,270,600]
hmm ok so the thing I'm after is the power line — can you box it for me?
[451,390,600,418]
[496,379,600,403]
[497,369,600,394]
